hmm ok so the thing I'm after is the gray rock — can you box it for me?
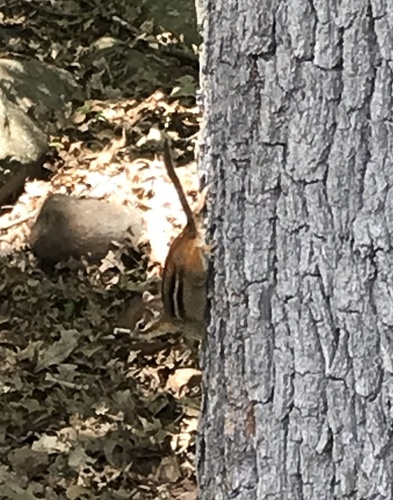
[0,57,81,128]
[30,194,144,264]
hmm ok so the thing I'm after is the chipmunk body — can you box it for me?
[116,140,207,347]
[162,139,208,326]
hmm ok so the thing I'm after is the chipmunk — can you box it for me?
[117,139,208,345]
[161,138,208,330]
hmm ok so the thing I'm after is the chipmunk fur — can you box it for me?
[161,139,208,328]
[117,140,208,346]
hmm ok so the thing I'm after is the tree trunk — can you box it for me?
[197,1,393,499]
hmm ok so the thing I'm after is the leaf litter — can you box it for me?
[0,1,202,498]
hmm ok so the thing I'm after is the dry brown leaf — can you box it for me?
[35,329,80,372]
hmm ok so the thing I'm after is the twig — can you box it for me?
[0,209,38,231]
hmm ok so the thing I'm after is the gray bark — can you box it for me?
[197,0,393,499]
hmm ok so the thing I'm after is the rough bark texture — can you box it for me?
[198,1,393,499]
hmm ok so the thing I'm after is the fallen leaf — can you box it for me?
[35,329,80,372]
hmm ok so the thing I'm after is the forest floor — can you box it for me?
[0,1,201,498]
